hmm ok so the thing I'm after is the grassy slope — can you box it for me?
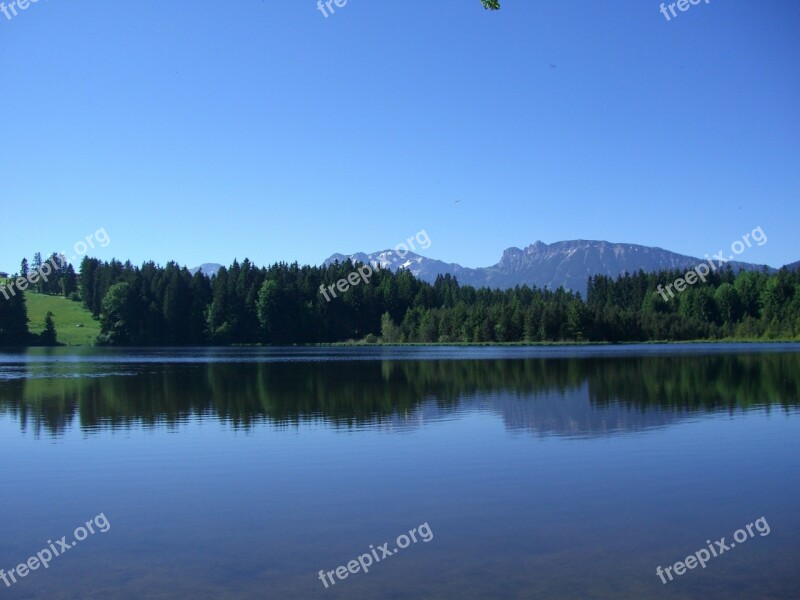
[24,291,100,346]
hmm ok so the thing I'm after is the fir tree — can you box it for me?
[41,311,57,346]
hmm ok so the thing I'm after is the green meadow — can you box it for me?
[23,291,100,346]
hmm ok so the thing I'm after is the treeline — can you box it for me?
[19,253,79,298]
[71,256,800,345]
[586,267,800,341]
[2,254,798,346]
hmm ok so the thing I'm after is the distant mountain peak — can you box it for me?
[189,263,223,277]
[325,239,774,294]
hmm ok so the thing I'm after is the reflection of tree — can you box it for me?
[586,354,800,411]
[1,353,797,437]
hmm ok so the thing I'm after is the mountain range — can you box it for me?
[325,240,779,295]
[192,239,794,295]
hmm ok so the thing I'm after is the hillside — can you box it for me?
[24,292,100,346]
[785,260,800,272]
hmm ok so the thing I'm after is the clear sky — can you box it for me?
[1,0,798,273]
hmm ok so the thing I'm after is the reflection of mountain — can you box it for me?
[1,353,798,437]
[379,387,689,439]
[487,386,688,438]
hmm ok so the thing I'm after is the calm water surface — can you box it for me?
[1,344,798,599]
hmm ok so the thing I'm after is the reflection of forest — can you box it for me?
[1,354,798,437]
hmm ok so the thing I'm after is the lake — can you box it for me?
[1,344,798,599]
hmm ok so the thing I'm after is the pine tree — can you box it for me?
[380,312,401,343]
[0,287,29,345]
[32,252,43,292]
[41,311,57,346]
[62,264,78,298]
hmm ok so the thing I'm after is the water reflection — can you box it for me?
[1,351,797,438]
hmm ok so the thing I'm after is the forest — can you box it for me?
[0,254,798,346]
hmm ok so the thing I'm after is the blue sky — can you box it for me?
[1,0,798,272]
